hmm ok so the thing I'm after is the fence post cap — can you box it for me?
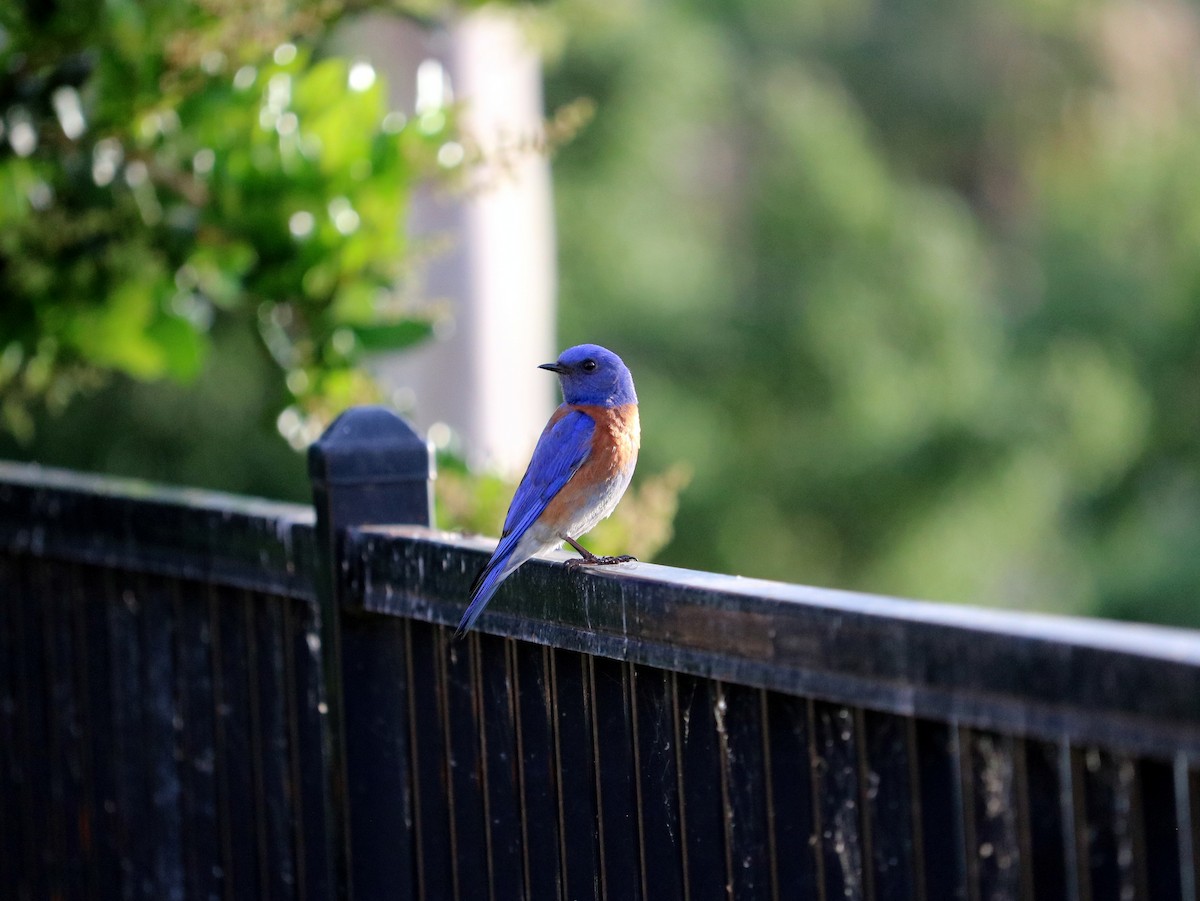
[308,405,434,485]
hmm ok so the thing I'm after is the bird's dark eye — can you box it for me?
[581,359,597,372]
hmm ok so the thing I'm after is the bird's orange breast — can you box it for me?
[574,403,640,477]
[538,403,639,533]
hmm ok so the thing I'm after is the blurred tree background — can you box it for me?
[546,0,1200,626]
[5,0,1200,627]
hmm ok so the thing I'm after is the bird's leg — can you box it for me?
[562,534,637,570]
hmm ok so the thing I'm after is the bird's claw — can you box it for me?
[565,553,637,571]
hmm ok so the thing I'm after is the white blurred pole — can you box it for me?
[339,11,557,475]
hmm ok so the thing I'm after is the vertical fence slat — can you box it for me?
[967,731,1022,901]
[40,559,88,899]
[445,632,489,896]
[0,556,13,901]
[406,618,454,898]
[173,579,223,901]
[1195,766,1200,901]
[553,648,602,900]
[253,593,299,900]
[18,556,52,900]
[0,554,20,899]
[2,553,38,900]
[211,584,260,900]
[108,571,156,900]
[632,665,686,899]
[1023,739,1070,901]
[590,655,641,901]
[1139,757,1182,901]
[239,593,268,897]
[81,566,122,897]
[139,576,186,901]
[338,611,415,901]
[765,693,822,898]
[1182,760,1199,901]
[915,718,969,901]
[513,641,563,899]
[812,701,868,901]
[1062,744,1087,901]
[676,672,725,901]
[717,683,772,901]
[287,597,335,901]
[0,554,21,897]
[1078,749,1143,901]
[30,560,65,898]
[67,562,101,901]
[862,710,920,901]
[477,634,524,901]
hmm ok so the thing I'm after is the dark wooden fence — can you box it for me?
[2,405,1200,901]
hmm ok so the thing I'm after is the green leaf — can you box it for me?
[68,281,168,379]
[186,241,257,308]
[293,59,387,174]
[349,319,434,352]
[146,313,208,381]
[330,281,376,323]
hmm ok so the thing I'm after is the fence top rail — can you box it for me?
[5,457,1200,759]
[0,461,318,601]
[351,523,1200,759]
[0,460,313,521]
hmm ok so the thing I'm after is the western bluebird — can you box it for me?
[456,344,640,637]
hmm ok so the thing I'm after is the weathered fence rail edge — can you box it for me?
[349,524,1200,760]
[0,461,317,602]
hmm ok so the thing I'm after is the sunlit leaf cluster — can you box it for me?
[0,0,460,441]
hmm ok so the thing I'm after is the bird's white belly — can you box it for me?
[564,465,634,538]
[518,463,634,559]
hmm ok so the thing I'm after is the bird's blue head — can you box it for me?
[539,344,638,408]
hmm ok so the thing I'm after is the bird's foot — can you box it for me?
[565,553,637,570]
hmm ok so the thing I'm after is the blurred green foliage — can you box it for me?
[0,0,454,449]
[546,0,1200,626]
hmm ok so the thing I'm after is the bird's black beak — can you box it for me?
[538,362,567,374]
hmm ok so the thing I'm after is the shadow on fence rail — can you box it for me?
[2,405,1199,900]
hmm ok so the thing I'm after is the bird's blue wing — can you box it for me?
[502,409,595,538]
[457,409,595,637]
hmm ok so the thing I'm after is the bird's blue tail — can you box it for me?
[456,497,552,639]
[455,549,518,639]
